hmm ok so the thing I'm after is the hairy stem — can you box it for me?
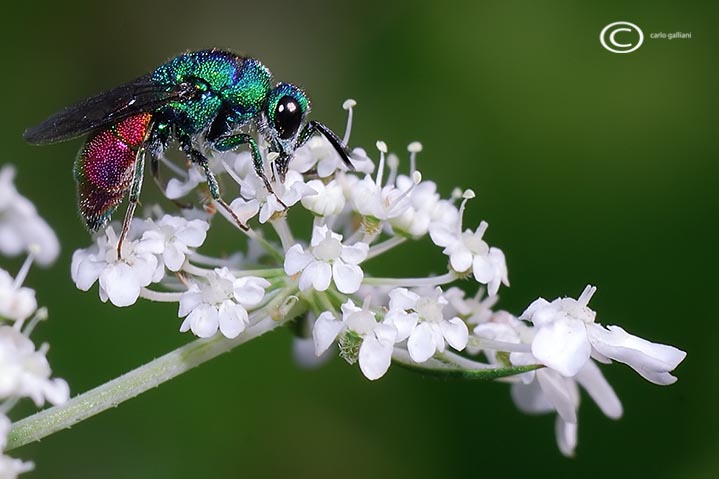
[6,296,305,451]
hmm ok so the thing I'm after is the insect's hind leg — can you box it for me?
[176,133,248,231]
[117,143,147,259]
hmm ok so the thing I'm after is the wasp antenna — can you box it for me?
[310,120,354,171]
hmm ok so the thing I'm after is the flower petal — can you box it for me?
[472,255,494,284]
[384,310,418,342]
[99,263,141,307]
[163,243,186,272]
[440,317,469,351]
[185,304,219,338]
[218,301,248,339]
[450,248,473,273]
[407,323,436,363]
[510,379,554,414]
[313,311,344,355]
[284,244,313,275]
[555,416,578,458]
[531,319,591,377]
[300,260,332,292]
[388,288,420,311]
[575,360,623,419]
[358,324,397,380]
[340,242,369,265]
[332,262,364,294]
[587,324,687,385]
[536,369,579,424]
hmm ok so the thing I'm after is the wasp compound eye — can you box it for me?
[274,96,302,140]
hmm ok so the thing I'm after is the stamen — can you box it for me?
[21,307,48,337]
[375,141,387,187]
[342,99,357,145]
[391,169,421,209]
[476,220,489,238]
[407,141,422,175]
[578,285,597,307]
[457,189,476,233]
[13,246,37,288]
[386,153,399,186]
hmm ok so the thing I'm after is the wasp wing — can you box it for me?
[23,75,185,145]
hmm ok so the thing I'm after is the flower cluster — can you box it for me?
[68,100,686,456]
[0,170,68,478]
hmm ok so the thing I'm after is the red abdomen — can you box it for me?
[74,113,152,231]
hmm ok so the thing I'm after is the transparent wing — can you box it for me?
[23,75,186,144]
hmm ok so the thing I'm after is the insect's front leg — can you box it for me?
[213,133,288,210]
[176,132,248,231]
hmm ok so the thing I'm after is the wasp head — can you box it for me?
[263,82,310,181]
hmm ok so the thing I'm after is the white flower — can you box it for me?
[0,326,69,407]
[0,166,59,266]
[71,224,164,307]
[444,286,499,326]
[290,136,345,178]
[347,142,413,222]
[140,215,209,271]
[178,268,269,338]
[389,175,440,237]
[164,153,227,200]
[0,454,34,478]
[165,164,207,200]
[473,316,622,457]
[284,224,368,294]
[385,287,468,363]
[237,169,315,223]
[301,179,346,217]
[313,299,397,380]
[430,214,508,296]
[520,285,687,382]
[0,269,36,322]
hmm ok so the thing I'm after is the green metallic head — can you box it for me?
[263,82,310,158]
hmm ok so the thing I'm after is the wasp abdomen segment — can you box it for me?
[74,113,153,231]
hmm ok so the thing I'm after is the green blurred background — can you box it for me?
[2,1,716,477]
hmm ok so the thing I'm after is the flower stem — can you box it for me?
[392,348,541,380]
[362,271,457,287]
[5,299,306,452]
[365,236,407,260]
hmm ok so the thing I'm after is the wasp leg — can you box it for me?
[148,126,192,209]
[298,120,355,171]
[117,139,148,260]
[177,133,248,231]
[214,134,287,210]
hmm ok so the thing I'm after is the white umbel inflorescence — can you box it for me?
[64,100,686,456]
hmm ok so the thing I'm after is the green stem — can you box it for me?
[6,294,306,452]
[391,348,542,380]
